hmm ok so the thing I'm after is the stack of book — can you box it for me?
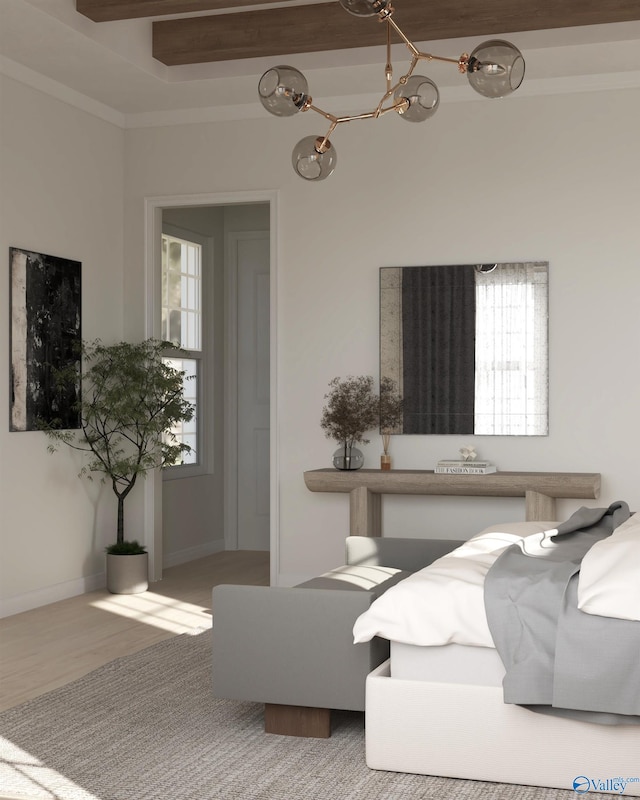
[435,459,497,474]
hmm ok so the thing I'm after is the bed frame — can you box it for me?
[307,467,638,795]
[366,660,640,796]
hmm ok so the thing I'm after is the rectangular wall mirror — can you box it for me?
[380,262,549,436]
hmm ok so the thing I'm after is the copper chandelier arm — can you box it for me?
[258,4,526,180]
[316,119,338,152]
[335,111,378,122]
[305,103,339,124]
[375,88,394,115]
[385,14,420,58]
[377,99,410,116]
[385,13,466,70]
[312,102,408,138]
[384,17,393,91]
[334,107,398,123]
[416,51,467,67]
[375,53,418,115]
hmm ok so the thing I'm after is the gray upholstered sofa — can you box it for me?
[212,535,464,737]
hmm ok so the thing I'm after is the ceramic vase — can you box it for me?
[106,552,149,594]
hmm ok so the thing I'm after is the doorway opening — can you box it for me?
[144,192,278,586]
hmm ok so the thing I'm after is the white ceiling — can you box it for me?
[2,0,640,125]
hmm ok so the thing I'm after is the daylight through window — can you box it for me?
[161,233,203,466]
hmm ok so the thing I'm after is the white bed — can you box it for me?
[355,518,640,796]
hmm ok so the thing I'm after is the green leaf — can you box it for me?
[40,338,194,545]
[106,540,147,555]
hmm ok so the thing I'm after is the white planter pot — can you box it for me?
[106,553,149,594]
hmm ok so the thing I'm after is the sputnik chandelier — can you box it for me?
[258,0,525,181]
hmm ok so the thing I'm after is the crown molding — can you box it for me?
[3,55,639,130]
[124,70,640,128]
[0,56,126,127]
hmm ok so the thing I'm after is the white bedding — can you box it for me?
[353,521,556,648]
[578,511,640,621]
[361,513,640,796]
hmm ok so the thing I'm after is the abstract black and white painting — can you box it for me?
[10,247,82,432]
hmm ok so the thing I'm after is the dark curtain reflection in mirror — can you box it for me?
[402,265,476,433]
[380,262,549,436]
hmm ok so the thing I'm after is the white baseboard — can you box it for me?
[0,572,106,619]
[162,539,226,569]
[1,540,228,618]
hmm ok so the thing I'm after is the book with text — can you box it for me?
[435,465,497,474]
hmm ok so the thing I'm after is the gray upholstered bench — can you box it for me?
[212,535,464,737]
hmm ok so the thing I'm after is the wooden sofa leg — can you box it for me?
[264,703,331,738]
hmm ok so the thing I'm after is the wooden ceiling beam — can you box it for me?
[151,0,640,66]
[76,0,293,23]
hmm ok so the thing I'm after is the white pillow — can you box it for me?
[577,513,640,621]
[352,521,557,648]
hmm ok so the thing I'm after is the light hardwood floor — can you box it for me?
[0,550,270,712]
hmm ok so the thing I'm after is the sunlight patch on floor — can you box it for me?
[89,591,211,634]
[0,737,100,800]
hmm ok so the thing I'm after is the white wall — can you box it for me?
[122,85,640,586]
[0,75,125,614]
[2,67,640,614]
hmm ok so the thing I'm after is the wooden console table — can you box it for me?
[303,469,601,537]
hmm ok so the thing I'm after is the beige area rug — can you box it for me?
[0,629,575,800]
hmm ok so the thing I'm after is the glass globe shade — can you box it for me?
[339,0,390,17]
[291,136,337,181]
[258,65,309,117]
[394,76,439,122]
[465,40,525,99]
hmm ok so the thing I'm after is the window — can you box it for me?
[162,234,201,351]
[161,231,205,470]
[163,356,198,465]
[474,263,548,435]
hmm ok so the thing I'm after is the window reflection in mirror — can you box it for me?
[380,262,548,435]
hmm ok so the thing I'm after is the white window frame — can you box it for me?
[161,223,214,480]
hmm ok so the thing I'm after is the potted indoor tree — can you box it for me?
[42,338,194,593]
[320,375,379,470]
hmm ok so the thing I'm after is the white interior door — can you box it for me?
[235,233,270,550]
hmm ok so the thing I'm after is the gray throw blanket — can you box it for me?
[484,501,640,725]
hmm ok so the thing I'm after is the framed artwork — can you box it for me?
[9,247,82,432]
